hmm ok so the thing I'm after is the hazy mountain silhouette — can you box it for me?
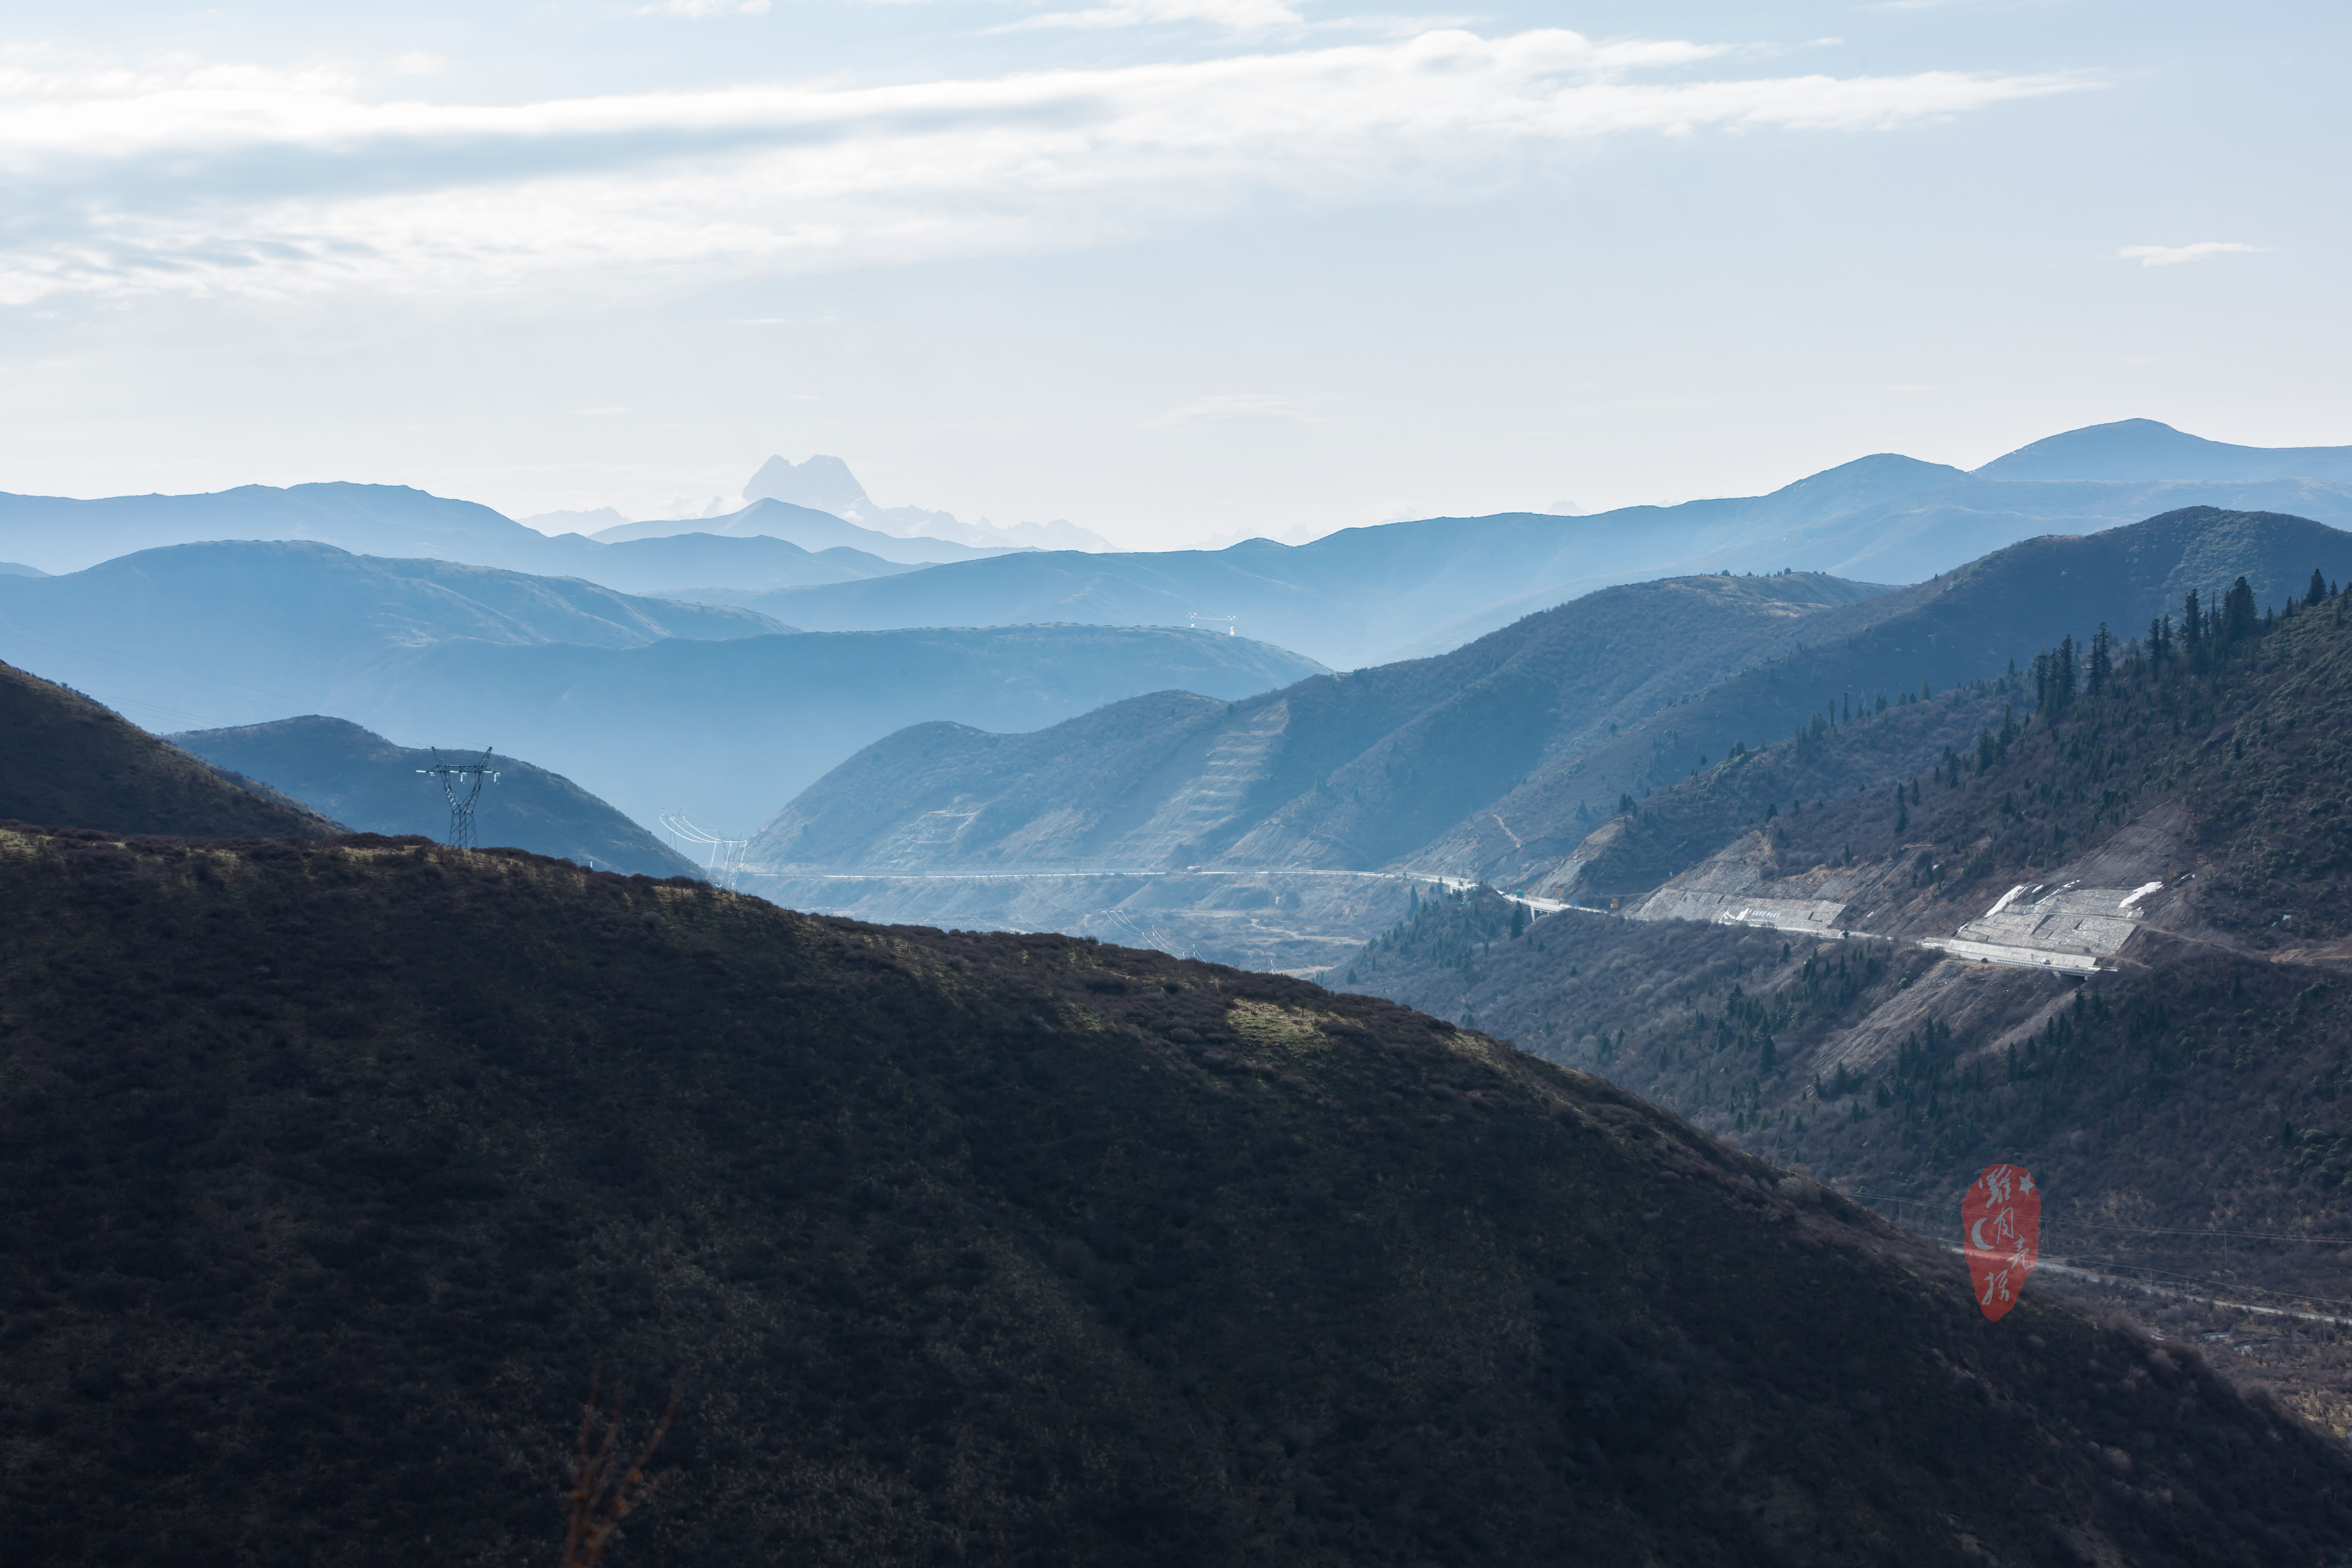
[0,541,1328,833]
[0,657,336,840]
[515,505,633,533]
[745,452,873,514]
[169,715,699,877]
[591,496,1009,564]
[5,820,2346,1564]
[331,622,1330,833]
[733,434,2352,668]
[745,454,1117,552]
[1973,416,2352,484]
[0,482,569,576]
[752,508,2352,966]
[9,421,2348,665]
[569,531,919,596]
[0,483,992,586]
[753,572,1901,875]
[0,539,787,730]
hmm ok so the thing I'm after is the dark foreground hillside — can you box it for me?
[0,658,336,840]
[2,829,2349,1565]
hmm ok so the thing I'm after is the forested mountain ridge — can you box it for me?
[1544,546,2352,945]
[750,571,1905,873]
[4,824,2350,1564]
[1419,506,2352,886]
[1341,562,2352,1428]
[0,658,338,840]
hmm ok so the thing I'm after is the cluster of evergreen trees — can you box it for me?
[2031,573,2332,719]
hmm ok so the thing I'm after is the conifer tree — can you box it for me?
[2088,623,2114,695]
[2309,567,2328,607]
[2223,576,2258,645]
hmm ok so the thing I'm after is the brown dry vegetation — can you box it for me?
[4,828,2351,1564]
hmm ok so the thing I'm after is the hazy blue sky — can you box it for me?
[0,2,2341,546]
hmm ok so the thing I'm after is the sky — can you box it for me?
[0,1,2343,548]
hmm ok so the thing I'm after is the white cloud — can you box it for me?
[0,33,2097,305]
[388,52,449,76]
[998,0,1304,37]
[1146,392,1317,426]
[642,0,772,14]
[2115,241,2268,267]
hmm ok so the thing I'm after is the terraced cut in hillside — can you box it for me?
[5,829,2350,1565]
[752,507,2352,971]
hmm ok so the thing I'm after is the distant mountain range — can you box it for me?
[751,506,2352,968]
[587,495,1013,565]
[169,716,699,878]
[745,453,1115,552]
[726,424,2352,668]
[0,540,1328,834]
[0,483,1003,586]
[10,420,2349,669]
[0,540,784,733]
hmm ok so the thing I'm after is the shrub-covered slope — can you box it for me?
[168,716,700,878]
[0,659,335,840]
[1553,552,2352,945]
[3,829,2348,1565]
[1342,571,2352,1396]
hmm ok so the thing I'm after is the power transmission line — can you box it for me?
[418,747,500,849]
[660,813,749,890]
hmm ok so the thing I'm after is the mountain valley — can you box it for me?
[10,426,2352,1562]
[753,506,2352,970]
[0,543,1327,833]
[1337,557,2352,1425]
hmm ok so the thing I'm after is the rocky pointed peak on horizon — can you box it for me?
[745,454,873,515]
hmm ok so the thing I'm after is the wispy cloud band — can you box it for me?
[0,32,2096,303]
[2115,241,2268,267]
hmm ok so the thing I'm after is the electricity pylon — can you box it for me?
[417,748,501,849]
